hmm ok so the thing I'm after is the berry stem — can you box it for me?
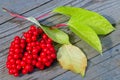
[3,8,27,20]
[2,8,68,28]
[2,7,50,20]
[52,23,68,28]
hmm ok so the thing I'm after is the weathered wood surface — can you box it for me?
[0,0,120,80]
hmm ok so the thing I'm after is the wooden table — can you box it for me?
[0,0,120,80]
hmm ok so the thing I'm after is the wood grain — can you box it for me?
[1,0,120,80]
[53,43,120,80]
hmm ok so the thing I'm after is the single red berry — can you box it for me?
[25,64,33,72]
[47,38,52,43]
[14,73,19,77]
[37,57,42,62]
[26,38,32,43]
[42,57,48,63]
[27,54,33,59]
[10,59,15,63]
[28,30,32,34]
[32,54,38,59]
[14,36,20,40]
[36,62,42,68]
[14,53,19,59]
[45,62,51,67]
[33,31,38,36]
[31,42,36,47]
[7,55,13,60]
[14,48,21,53]
[21,39,26,43]
[32,59,37,66]
[26,46,32,51]
[11,64,16,69]
[16,65,21,70]
[51,53,56,59]
[21,61,26,67]
[26,33,32,38]
[12,69,18,74]
[22,69,28,74]
[38,28,43,34]
[32,48,38,54]
[22,57,27,61]
[9,69,14,74]
[24,52,29,56]
[26,59,32,64]
[30,25,36,30]
[9,51,14,55]
[16,59,21,64]
[32,36,37,41]
[6,64,12,69]
[42,34,48,39]
[20,43,25,49]
[14,39,20,44]
[40,52,47,57]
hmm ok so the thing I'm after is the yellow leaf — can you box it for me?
[57,44,87,77]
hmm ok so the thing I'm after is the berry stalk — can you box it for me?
[2,8,68,28]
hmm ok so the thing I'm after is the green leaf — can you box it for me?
[57,44,87,77]
[42,26,70,44]
[26,17,70,44]
[68,17,102,53]
[53,6,115,35]
[26,17,41,27]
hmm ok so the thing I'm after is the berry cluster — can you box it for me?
[6,25,56,77]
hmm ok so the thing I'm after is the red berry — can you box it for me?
[21,61,26,67]
[32,36,37,41]
[45,62,51,67]
[10,59,15,63]
[12,69,18,74]
[32,54,38,59]
[7,55,13,60]
[13,53,19,59]
[32,48,38,54]
[32,59,37,66]
[51,53,56,59]
[9,69,14,74]
[16,59,21,64]
[27,54,33,59]
[22,69,28,74]
[14,48,21,53]
[14,73,19,77]
[16,65,21,70]
[26,33,32,38]
[26,38,31,43]
[37,57,42,62]
[31,42,36,46]
[30,25,36,30]
[33,31,38,36]
[14,36,20,40]
[7,64,12,69]
[42,34,48,39]
[42,57,48,63]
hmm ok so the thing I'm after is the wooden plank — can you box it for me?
[52,43,120,80]
[1,0,120,80]
[92,67,120,80]
[0,0,51,24]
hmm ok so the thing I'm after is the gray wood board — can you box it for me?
[0,0,120,80]
[53,42,120,80]
[0,0,51,24]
